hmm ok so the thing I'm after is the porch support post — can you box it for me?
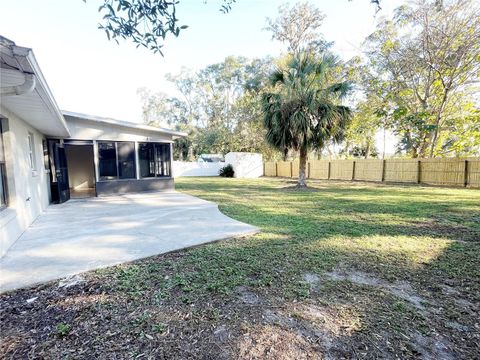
[135,141,140,180]
[93,140,99,182]
[170,142,174,178]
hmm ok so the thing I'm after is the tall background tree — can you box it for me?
[137,0,478,161]
[262,53,352,187]
[139,56,278,160]
[343,100,381,158]
[264,1,331,54]
[362,0,480,157]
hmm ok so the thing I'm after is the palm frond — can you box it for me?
[268,70,285,86]
[262,51,352,155]
[321,52,340,68]
[324,82,352,100]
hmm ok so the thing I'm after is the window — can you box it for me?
[0,122,8,209]
[98,142,117,180]
[117,142,135,179]
[139,142,171,178]
[139,143,155,178]
[98,141,136,180]
[27,132,36,171]
[42,139,50,171]
[155,143,171,177]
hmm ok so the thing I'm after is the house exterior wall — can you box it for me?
[96,178,174,196]
[0,106,50,256]
[64,116,176,195]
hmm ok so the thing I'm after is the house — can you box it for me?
[0,36,186,256]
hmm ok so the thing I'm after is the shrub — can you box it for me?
[219,164,234,177]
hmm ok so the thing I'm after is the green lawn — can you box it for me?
[1,177,479,359]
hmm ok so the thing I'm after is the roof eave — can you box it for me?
[22,48,70,137]
[62,110,187,138]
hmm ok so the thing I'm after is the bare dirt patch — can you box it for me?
[411,332,456,360]
[236,286,263,305]
[302,273,321,292]
[238,325,321,360]
[325,270,428,311]
[321,269,470,359]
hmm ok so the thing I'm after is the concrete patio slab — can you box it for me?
[0,191,259,293]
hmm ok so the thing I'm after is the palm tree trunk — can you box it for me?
[298,148,308,188]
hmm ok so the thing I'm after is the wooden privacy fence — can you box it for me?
[263,158,480,188]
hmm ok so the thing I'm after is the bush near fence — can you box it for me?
[263,158,480,188]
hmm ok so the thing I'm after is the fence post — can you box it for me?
[328,161,331,180]
[352,160,356,181]
[275,162,278,177]
[290,161,293,178]
[381,159,386,182]
[464,159,469,187]
[307,162,311,179]
[417,160,421,184]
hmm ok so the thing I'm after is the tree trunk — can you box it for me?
[187,145,195,161]
[411,146,418,158]
[419,132,430,158]
[382,126,386,159]
[298,148,308,188]
[365,141,370,159]
[429,87,450,158]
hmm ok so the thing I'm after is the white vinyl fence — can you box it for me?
[225,152,263,178]
[172,161,225,177]
[173,152,264,178]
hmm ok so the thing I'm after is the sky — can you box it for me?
[1,0,405,152]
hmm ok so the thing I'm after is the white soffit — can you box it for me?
[0,36,70,137]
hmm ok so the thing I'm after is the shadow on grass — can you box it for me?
[1,178,479,358]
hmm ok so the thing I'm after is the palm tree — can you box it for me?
[262,52,352,187]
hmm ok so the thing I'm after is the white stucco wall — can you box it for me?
[0,106,50,256]
[225,152,263,178]
[172,161,225,177]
